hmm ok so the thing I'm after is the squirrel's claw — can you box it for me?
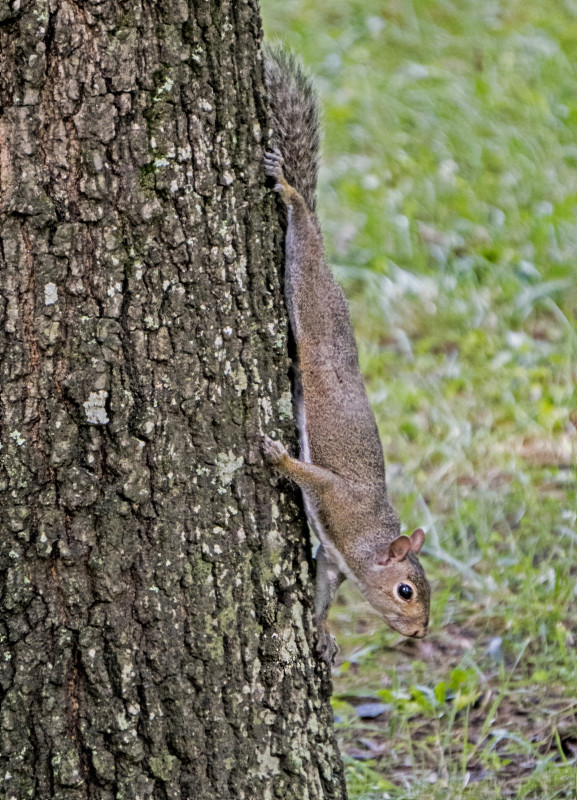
[261,434,288,466]
[264,148,299,206]
[264,148,285,182]
[316,627,339,667]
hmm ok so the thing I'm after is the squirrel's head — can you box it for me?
[363,528,430,639]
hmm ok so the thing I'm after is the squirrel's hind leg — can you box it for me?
[264,149,302,206]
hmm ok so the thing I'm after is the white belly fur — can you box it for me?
[295,393,363,590]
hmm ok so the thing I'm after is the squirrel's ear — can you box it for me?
[410,528,425,554]
[376,535,412,565]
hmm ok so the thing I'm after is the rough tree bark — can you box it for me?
[0,1,347,798]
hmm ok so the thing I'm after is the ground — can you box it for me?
[261,1,577,797]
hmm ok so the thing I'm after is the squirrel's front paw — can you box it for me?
[316,632,339,667]
[264,148,285,191]
[316,627,339,667]
[261,435,288,467]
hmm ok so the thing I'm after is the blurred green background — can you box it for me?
[260,1,577,798]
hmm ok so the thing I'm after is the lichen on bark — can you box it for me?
[0,1,346,798]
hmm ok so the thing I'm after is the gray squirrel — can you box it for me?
[262,47,430,665]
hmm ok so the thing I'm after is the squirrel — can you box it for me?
[262,47,430,665]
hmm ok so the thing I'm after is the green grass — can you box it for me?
[260,1,577,798]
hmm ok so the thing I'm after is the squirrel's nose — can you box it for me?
[410,627,427,639]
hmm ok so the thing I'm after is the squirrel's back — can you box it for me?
[264,45,320,212]
[264,46,388,490]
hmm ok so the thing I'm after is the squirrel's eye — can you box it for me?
[397,583,413,601]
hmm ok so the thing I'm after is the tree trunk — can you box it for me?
[0,1,347,798]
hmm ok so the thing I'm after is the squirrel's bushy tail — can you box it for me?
[264,44,320,211]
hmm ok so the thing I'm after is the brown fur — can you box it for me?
[263,51,430,664]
